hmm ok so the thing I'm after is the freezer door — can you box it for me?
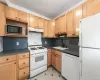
[80,48,100,80]
[80,13,100,48]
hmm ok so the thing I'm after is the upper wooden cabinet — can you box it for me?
[29,14,38,28]
[6,6,28,23]
[48,20,55,38]
[0,3,6,36]
[38,17,44,29]
[18,10,28,23]
[74,5,82,36]
[43,20,55,38]
[43,19,49,37]
[66,10,74,37]
[83,0,100,18]
[55,14,66,34]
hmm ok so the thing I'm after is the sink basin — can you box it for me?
[53,46,69,50]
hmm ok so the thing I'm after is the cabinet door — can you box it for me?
[60,15,67,33]
[38,18,44,29]
[43,20,49,37]
[0,61,16,80]
[48,20,55,38]
[18,10,28,23]
[6,6,18,21]
[74,5,82,36]
[52,53,56,68]
[0,3,6,36]
[67,10,74,37]
[29,14,38,28]
[55,55,61,72]
[47,52,51,67]
[83,0,100,18]
[55,18,60,34]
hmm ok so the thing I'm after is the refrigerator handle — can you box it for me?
[80,47,82,77]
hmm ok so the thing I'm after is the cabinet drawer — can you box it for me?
[0,55,16,64]
[18,53,29,59]
[19,67,29,80]
[19,58,29,69]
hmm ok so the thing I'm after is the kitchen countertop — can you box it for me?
[45,46,79,57]
[0,48,29,56]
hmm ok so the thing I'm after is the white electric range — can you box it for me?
[28,31,47,78]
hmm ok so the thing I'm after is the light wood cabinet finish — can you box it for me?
[19,67,29,80]
[55,55,61,72]
[55,15,66,34]
[74,5,82,36]
[51,49,61,72]
[0,3,6,36]
[47,52,52,67]
[0,61,17,80]
[66,10,74,37]
[38,17,44,29]
[6,6,18,21]
[0,55,16,64]
[43,19,49,37]
[19,58,29,69]
[6,6,28,23]
[18,53,29,60]
[18,10,28,23]
[83,0,100,18]
[29,14,38,28]
[48,20,55,38]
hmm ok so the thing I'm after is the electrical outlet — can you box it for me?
[45,41,47,44]
[16,42,19,46]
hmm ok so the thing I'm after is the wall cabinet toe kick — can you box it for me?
[0,52,30,80]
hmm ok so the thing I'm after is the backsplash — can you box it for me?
[3,37,28,51]
[0,37,3,52]
[42,37,79,48]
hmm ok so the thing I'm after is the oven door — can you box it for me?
[30,52,47,70]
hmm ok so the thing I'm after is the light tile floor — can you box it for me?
[28,67,65,80]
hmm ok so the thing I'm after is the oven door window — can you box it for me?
[35,56,44,62]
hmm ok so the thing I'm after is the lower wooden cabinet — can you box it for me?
[51,49,61,72]
[0,52,30,80]
[47,49,52,67]
[0,61,17,80]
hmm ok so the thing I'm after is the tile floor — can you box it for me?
[28,67,65,80]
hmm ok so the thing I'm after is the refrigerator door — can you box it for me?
[80,48,100,80]
[80,13,100,48]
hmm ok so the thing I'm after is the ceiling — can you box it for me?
[1,0,85,19]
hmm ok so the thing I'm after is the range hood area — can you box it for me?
[28,27,44,33]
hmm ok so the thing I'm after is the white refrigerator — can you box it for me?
[80,13,100,80]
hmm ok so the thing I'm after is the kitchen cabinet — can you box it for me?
[48,20,55,38]
[62,53,79,80]
[18,10,28,23]
[43,20,55,38]
[43,19,49,37]
[0,3,6,36]
[17,52,30,80]
[29,14,38,28]
[55,14,66,34]
[6,6,28,23]
[66,10,74,37]
[38,17,44,29]
[47,49,52,67]
[83,0,100,18]
[51,49,61,72]
[74,5,82,36]
[0,61,17,80]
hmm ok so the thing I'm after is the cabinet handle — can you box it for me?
[24,72,26,74]
[23,55,25,57]
[72,34,75,36]
[23,62,25,64]
[14,62,16,64]
[19,18,20,20]
[6,58,9,61]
